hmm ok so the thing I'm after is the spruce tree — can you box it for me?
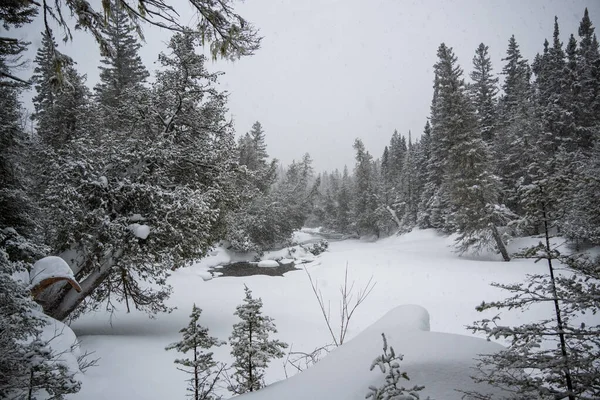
[229,286,287,395]
[468,190,600,399]
[352,139,379,236]
[399,132,419,229]
[575,8,600,148]
[32,31,90,148]
[469,43,499,143]
[494,35,535,216]
[336,166,353,234]
[431,43,512,260]
[94,1,150,130]
[166,305,225,400]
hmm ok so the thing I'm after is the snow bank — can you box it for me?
[258,260,280,268]
[40,313,82,377]
[235,305,503,400]
[30,256,78,290]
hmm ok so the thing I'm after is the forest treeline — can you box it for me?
[310,10,600,263]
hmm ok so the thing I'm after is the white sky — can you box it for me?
[15,0,600,171]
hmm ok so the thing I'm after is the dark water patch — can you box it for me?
[209,261,299,277]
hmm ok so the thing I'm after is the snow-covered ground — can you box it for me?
[67,229,591,399]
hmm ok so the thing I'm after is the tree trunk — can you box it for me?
[542,206,575,400]
[385,205,402,232]
[490,224,510,262]
[44,249,122,321]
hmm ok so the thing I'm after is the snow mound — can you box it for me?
[263,245,315,264]
[30,256,79,291]
[364,304,430,333]
[40,313,82,378]
[129,223,150,239]
[258,260,280,268]
[234,305,504,400]
[197,271,213,281]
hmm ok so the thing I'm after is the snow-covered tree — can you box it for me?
[366,333,424,400]
[352,139,379,236]
[494,35,535,216]
[166,304,225,400]
[94,1,150,131]
[469,43,499,143]
[31,31,90,148]
[37,30,240,321]
[425,43,513,259]
[468,241,600,398]
[228,286,287,394]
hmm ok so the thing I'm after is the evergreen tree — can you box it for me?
[416,121,434,229]
[575,8,600,149]
[431,43,512,260]
[494,35,536,216]
[366,333,424,400]
[229,286,287,395]
[336,166,353,234]
[31,31,91,148]
[468,201,600,399]
[38,30,240,321]
[469,43,499,143]
[398,132,419,229]
[532,17,571,155]
[94,1,150,130]
[352,139,379,236]
[166,304,225,400]
[0,0,37,84]
[237,121,277,192]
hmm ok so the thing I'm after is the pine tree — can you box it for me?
[469,43,499,143]
[166,305,225,400]
[229,286,287,395]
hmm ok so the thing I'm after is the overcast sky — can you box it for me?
[17,0,600,171]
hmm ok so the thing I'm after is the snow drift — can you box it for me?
[234,305,504,400]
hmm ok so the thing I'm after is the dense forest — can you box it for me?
[310,12,600,262]
[1,0,600,399]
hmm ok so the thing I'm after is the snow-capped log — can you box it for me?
[30,256,82,298]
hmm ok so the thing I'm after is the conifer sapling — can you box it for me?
[228,285,288,394]
[366,333,425,400]
[166,304,225,400]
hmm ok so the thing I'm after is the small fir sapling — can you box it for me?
[166,304,225,400]
[228,285,287,394]
[366,333,425,400]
